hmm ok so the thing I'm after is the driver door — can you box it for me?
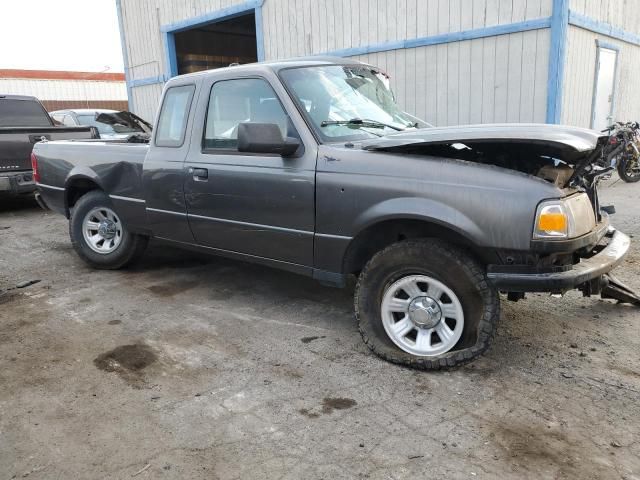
[184,75,317,269]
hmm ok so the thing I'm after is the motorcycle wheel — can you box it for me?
[617,156,640,183]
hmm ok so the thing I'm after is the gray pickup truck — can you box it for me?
[0,95,96,195]
[33,57,637,369]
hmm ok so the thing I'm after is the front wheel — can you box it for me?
[355,239,500,370]
[69,190,148,269]
[617,155,640,182]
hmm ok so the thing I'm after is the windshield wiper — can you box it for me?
[320,118,405,131]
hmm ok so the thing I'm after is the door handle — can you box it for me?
[189,167,208,181]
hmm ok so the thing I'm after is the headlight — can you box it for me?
[533,194,596,240]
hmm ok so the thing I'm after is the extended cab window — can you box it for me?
[203,78,294,150]
[155,85,195,147]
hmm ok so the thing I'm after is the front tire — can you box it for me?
[69,190,148,269]
[355,239,500,370]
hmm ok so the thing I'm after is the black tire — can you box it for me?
[617,157,640,182]
[355,239,500,370]
[69,190,148,269]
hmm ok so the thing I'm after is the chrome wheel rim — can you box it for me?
[82,207,123,254]
[381,274,464,357]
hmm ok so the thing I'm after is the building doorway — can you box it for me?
[591,43,619,131]
[172,12,258,75]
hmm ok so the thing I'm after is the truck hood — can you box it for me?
[360,123,606,162]
[358,123,610,189]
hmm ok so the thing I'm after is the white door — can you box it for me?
[591,47,618,131]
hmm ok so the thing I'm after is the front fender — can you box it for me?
[352,197,485,246]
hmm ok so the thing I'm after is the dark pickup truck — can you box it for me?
[33,57,638,369]
[0,95,95,195]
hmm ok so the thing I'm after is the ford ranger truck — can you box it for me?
[32,57,639,369]
[0,95,96,196]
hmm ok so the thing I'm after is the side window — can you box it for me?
[203,78,294,150]
[62,115,76,126]
[155,85,195,147]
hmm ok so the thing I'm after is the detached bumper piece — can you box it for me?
[487,229,631,294]
[601,274,640,305]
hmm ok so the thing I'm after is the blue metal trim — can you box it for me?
[160,0,265,80]
[324,17,551,57]
[546,0,569,124]
[569,11,640,46]
[115,0,134,111]
[254,4,265,61]
[160,0,264,33]
[129,75,167,88]
[590,40,621,128]
[590,43,602,129]
[163,32,178,78]
[595,39,621,52]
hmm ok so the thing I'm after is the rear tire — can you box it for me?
[355,239,500,370]
[617,156,640,182]
[69,190,148,269]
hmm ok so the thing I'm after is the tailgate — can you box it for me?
[0,126,94,173]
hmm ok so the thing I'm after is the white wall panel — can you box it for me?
[259,0,553,59]
[122,0,553,122]
[562,25,640,128]
[0,79,126,101]
[570,0,640,35]
[130,83,164,123]
[350,29,550,126]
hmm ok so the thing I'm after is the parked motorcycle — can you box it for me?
[602,121,640,183]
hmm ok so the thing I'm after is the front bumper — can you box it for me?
[0,171,35,194]
[487,229,630,292]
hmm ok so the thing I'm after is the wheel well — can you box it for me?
[342,219,487,275]
[65,178,101,214]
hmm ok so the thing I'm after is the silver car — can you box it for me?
[49,108,151,139]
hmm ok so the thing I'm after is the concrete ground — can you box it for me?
[1,178,639,480]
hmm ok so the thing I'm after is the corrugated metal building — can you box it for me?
[117,0,640,131]
[0,70,128,111]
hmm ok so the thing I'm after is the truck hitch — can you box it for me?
[600,274,640,305]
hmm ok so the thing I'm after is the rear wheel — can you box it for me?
[69,190,148,269]
[355,239,500,369]
[617,155,640,182]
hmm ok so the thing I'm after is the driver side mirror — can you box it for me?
[237,122,300,157]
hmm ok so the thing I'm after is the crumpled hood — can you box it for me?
[95,111,152,135]
[360,123,607,158]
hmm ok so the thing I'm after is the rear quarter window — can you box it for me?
[155,85,195,147]
[0,99,52,127]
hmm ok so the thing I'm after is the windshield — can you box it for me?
[76,114,142,135]
[280,65,427,141]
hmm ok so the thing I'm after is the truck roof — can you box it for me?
[0,94,40,101]
[167,56,372,84]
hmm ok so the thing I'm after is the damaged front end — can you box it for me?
[362,124,639,305]
[361,123,611,192]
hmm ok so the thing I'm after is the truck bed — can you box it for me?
[32,139,149,216]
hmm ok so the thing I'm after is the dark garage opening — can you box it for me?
[174,13,258,75]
